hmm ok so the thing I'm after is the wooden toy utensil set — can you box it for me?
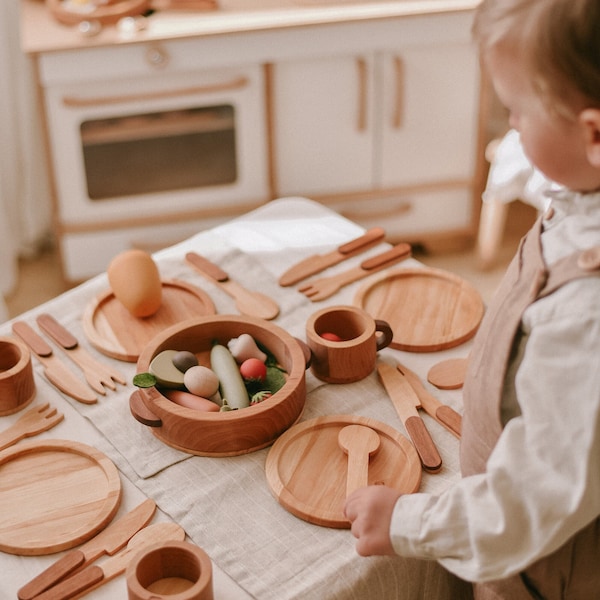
[13,495,214,600]
[11,315,126,404]
[304,304,460,469]
[0,230,475,600]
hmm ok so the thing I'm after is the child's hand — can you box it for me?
[343,485,402,556]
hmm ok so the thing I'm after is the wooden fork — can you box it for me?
[299,243,411,302]
[0,403,64,451]
[36,314,126,395]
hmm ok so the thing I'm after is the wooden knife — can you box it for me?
[396,362,462,438]
[377,362,442,473]
[12,321,97,405]
[33,522,185,600]
[17,499,156,600]
[278,227,386,286]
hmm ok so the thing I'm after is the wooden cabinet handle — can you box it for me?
[340,200,412,222]
[393,55,405,129]
[62,76,249,108]
[356,57,368,132]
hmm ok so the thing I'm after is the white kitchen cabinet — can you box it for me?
[271,19,481,245]
[61,215,232,281]
[271,55,376,196]
[376,43,479,188]
[327,186,474,245]
[273,41,478,193]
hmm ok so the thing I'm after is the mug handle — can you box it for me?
[375,320,394,351]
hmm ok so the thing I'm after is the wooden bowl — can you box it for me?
[130,315,308,456]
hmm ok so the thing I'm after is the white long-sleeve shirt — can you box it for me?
[390,190,600,582]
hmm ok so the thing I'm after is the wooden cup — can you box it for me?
[0,337,36,416]
[126,540,213,600]
[306,305,393,383]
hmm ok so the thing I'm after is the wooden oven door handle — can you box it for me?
[62,76,249,108]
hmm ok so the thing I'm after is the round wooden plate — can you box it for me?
[354,267,485,352]
[265,415,421,528]
[82,279,216,362]
[0,439,121,556]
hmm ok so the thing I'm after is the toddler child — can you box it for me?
[344,1,600,598]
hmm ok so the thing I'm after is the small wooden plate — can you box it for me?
[0,439,121,555]
[427,357,469,390]
[82,279,216,362]
[265,415,421,528]
[354,267,484,352]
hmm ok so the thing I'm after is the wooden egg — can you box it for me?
[131,315,308,457]
[107,250,162,318]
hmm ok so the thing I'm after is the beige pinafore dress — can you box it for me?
[460,216,600,600]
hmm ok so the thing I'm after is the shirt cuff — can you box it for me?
[389,492,440,559]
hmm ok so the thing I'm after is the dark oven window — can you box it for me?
[80,105,237,200]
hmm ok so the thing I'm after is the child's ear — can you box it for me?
[580,108,600,167]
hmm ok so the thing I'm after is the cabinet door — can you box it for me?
[272,55,375,196]
[376,43,479,187]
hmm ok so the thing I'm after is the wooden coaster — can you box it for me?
[427,357,468,390]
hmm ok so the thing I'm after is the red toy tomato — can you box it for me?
[239,358,267,382]
[320,332,343,342]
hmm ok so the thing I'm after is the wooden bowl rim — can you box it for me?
[0,337,30,379]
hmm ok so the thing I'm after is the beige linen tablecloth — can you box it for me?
[0,198,474,599]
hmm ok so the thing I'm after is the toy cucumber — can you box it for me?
[210,344,250,409]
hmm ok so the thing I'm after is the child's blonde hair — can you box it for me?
[473,0,600,118]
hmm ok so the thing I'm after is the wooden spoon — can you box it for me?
[338,425,381,497]
[185,252,280,320]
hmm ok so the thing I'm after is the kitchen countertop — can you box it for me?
[0,197,473,599]
[21,0,480,54]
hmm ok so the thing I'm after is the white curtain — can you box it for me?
[0,0,53,320]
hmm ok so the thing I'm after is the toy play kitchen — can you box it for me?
[0,197,481,599]
[21,0,487,282]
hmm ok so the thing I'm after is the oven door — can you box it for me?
[43,64,269,226]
